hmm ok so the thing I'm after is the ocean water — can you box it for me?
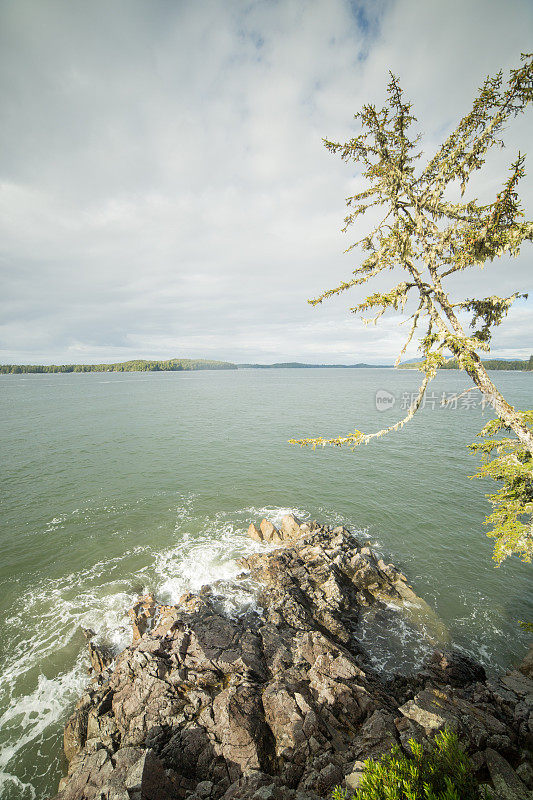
[0,367,531,799]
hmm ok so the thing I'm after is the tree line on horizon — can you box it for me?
[398,356,533,371]
[0,358,237,374]
[1,356,531,374]
[442,356,533,370]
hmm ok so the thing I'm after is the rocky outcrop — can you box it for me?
[82,628,114,676]
[519,645,533,681]
[128,595,158,642]
[53,517,533,800]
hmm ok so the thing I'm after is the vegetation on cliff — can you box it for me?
[333,729,480,800]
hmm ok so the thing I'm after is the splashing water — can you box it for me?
[2,368,531,799]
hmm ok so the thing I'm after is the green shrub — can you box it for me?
[332,729,481,800]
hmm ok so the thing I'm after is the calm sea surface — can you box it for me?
[1,368,532,799]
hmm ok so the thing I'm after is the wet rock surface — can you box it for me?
[52,517,533,800]
[82,628,115,676]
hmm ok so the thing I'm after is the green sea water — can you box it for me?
[0,368,531,799]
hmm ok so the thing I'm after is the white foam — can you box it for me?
[451,588,509,667]
[355,605,435,675]
[0,772,37,800]
[0,501,270,795]
[0,546,153,791]
[0,498,398,799]
[244,506,309,527]
[153,522,265,612]
[0,661,86,775]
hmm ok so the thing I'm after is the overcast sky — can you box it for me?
[1,0,532,365]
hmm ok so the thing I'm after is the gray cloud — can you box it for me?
[1,0,532,365]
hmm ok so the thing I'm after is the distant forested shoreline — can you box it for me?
[237,362,391,369]
[1,356,531,374]
[0,358,237,374]
[398,356,533,371]
[0,360,392,374]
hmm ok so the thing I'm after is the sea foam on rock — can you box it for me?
[53,517,533,800]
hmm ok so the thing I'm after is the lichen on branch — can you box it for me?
[290,55,533,563]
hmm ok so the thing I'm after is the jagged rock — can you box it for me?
[519,645,533,680]
[501,671,533,703]
[88,641,114,675]
[480,785,501,800]
[196,780,214,797]
[352,709,399,759]
[124,748,181,800]
[81,627,114,675]
[485,748,531,800]
[516,760,533,789]
[470,750,486,774]
[399,686,515,750]
[395,714,428,755]
[423,649,486,687]
[50,519,533,800]
[128,594,157,642]
[63,699,89,761]
[248,523,263,542]
[259,519,282,544]
[280,514,302,539]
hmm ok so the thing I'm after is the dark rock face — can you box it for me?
[422,649,487,688]
[519,644,533,681]
[52,519,533,800]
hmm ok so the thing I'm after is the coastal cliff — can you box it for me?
[52,517,533,800]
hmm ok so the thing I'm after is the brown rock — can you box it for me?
[262,681,306,752]
[128,594,157,642]
[52,519,529,800]
[63,706,88,761]
[125,749,181,800]
[248,523,263,542]
[423,649,486,687]
[212,683,275,779]
[280,514,302,540]
[518,644,533,680]
[260,519,282,544]
[399,686,512,750]
[81,628,114,675]
[88,641,113,675]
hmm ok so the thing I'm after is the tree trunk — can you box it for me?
[464,354,533,454]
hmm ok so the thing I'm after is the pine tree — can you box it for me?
[291,54,533,564]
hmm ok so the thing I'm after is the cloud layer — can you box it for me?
[1,0,532,364]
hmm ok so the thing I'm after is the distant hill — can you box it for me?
[0,358,237,374]
[237,362,392,369]
[5,356,529,374]
[0,359,396,375]
[398,357,533,371]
